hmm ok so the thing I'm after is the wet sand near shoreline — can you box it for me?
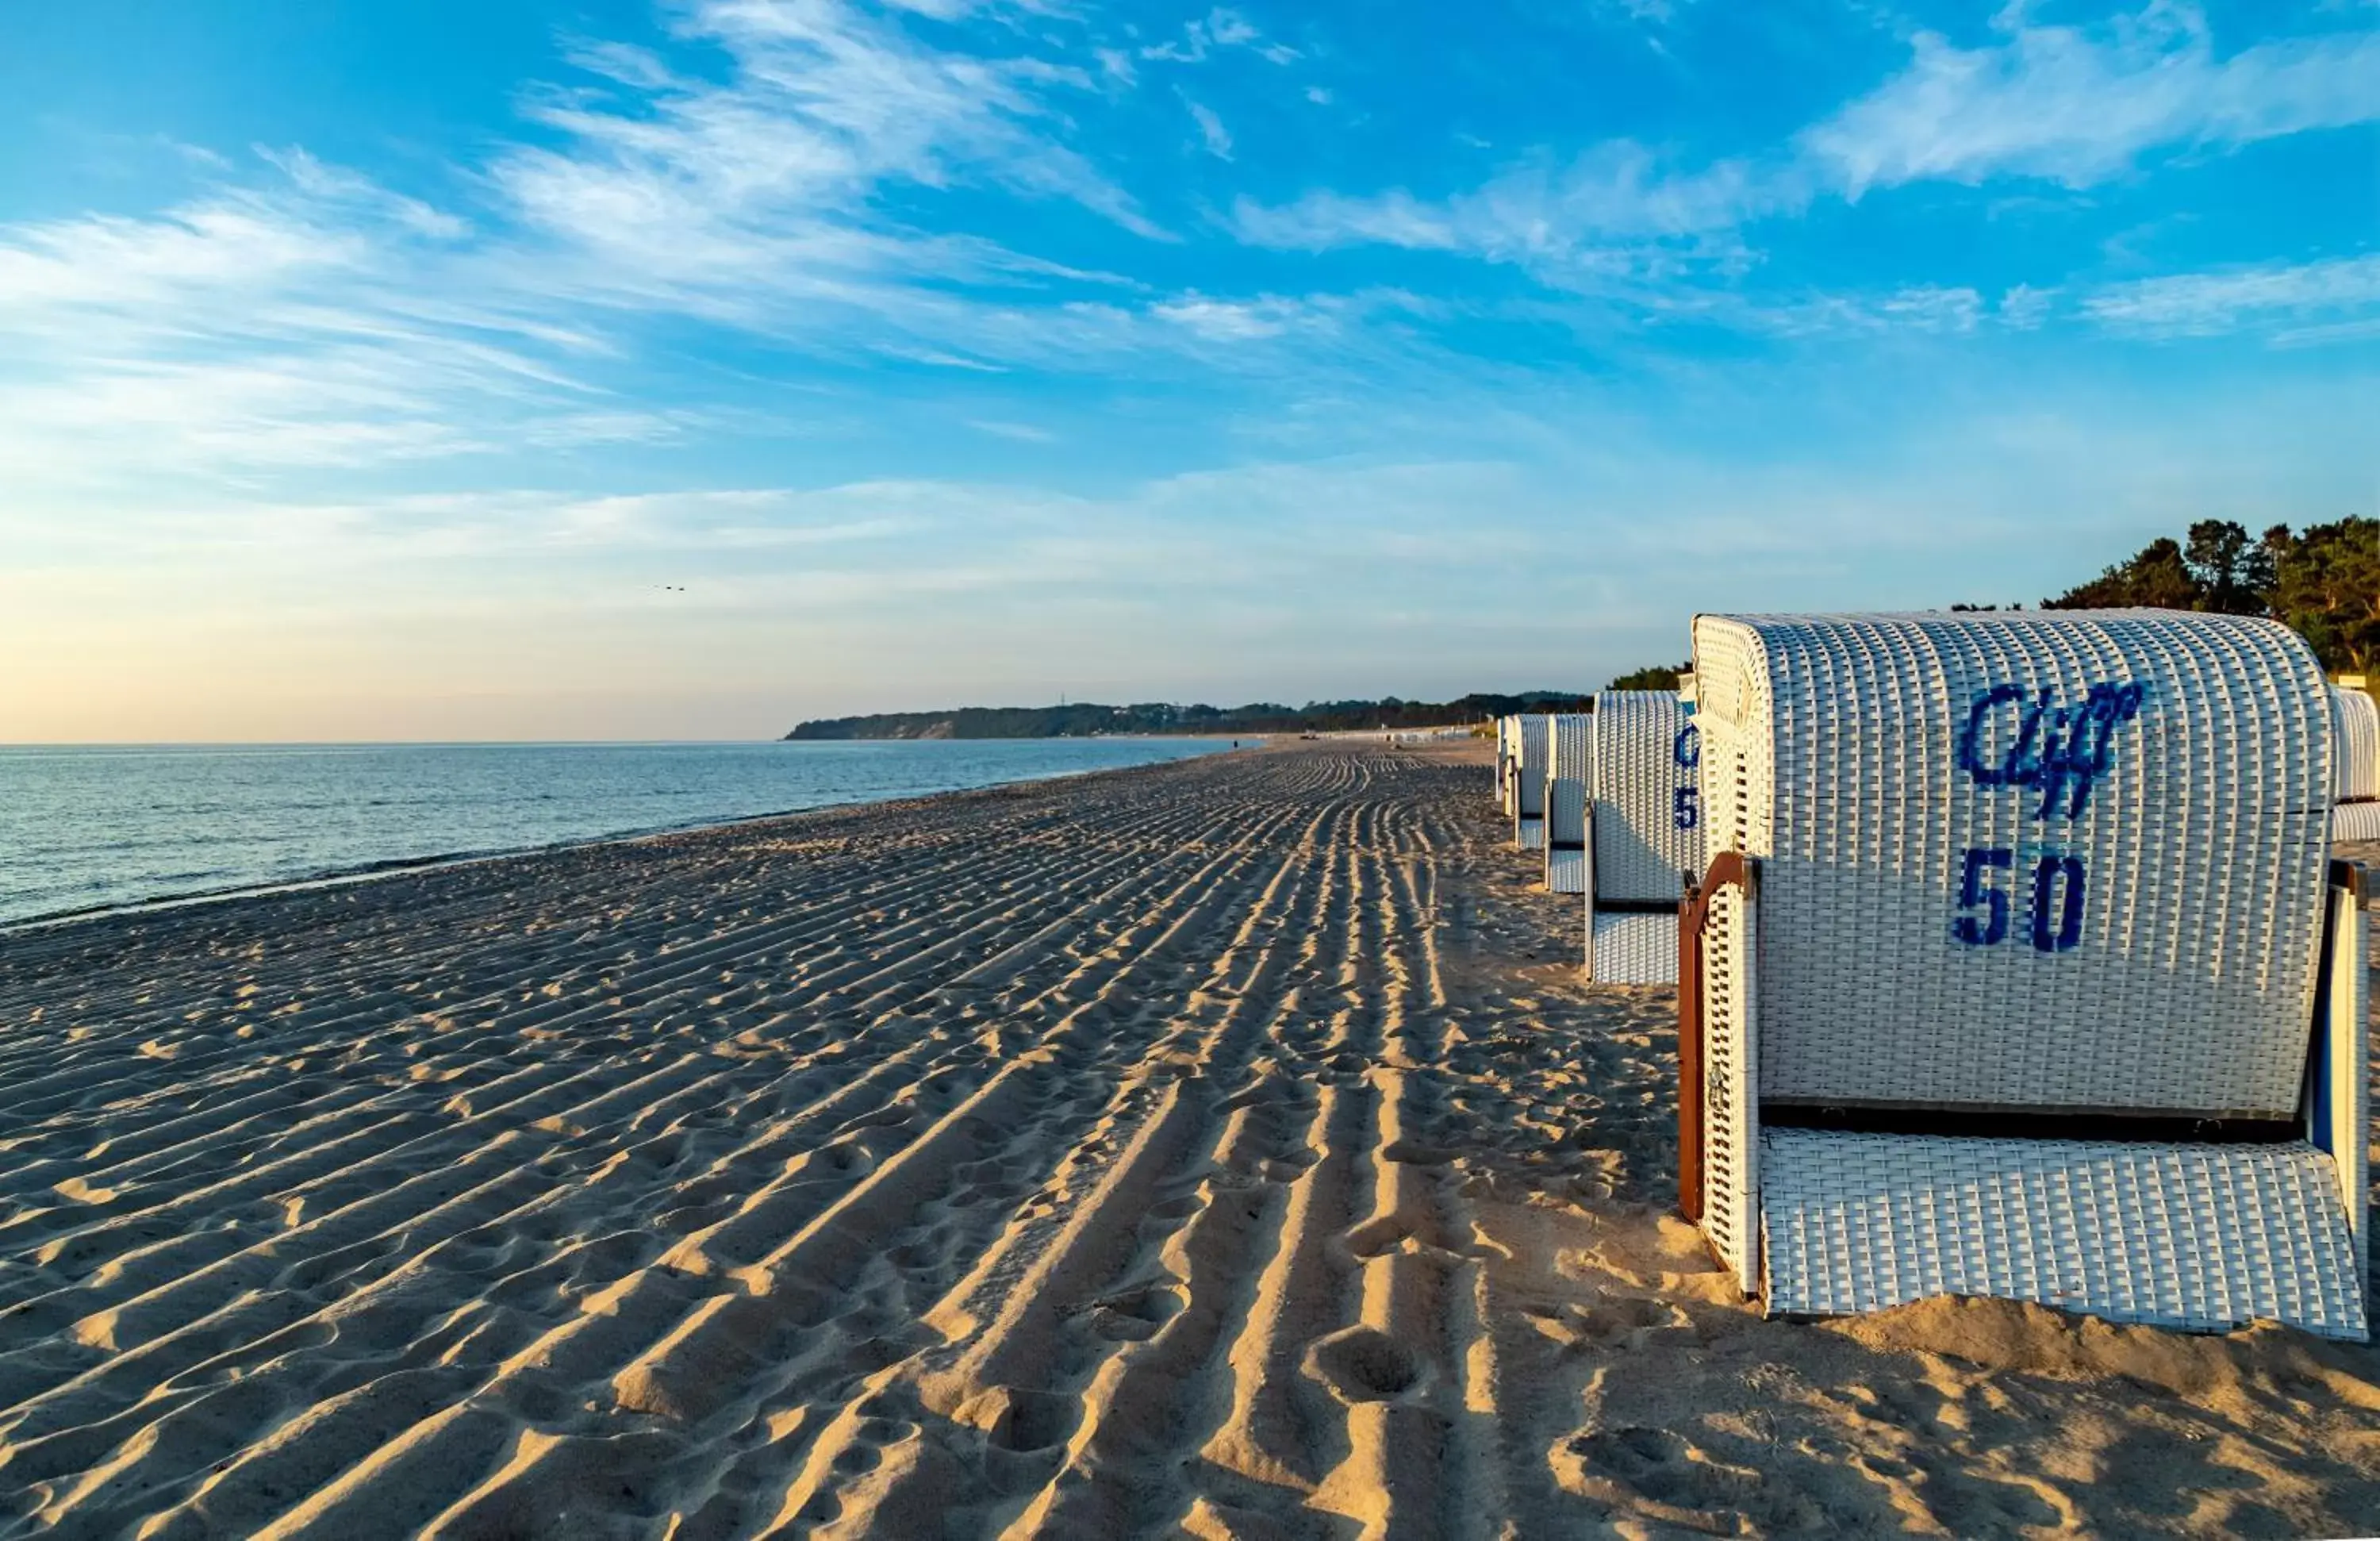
[2,741,2375,1539]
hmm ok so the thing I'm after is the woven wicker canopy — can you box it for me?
[1693,609,2331,1120]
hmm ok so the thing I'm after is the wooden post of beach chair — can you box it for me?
[1681,609,2370,1340]
[1513,715,1549,851]
[1545,713,1591,893]
[1676,850,1752,1225]
[2332,685,2379,843]
[1582,690,1703,983]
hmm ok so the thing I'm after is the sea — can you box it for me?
[0,738,1234,928]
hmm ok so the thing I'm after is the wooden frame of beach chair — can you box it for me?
[1545,713,1591,893]
[1678,610,2370,1341]
[1581,690,1703,983]
[1513,714,1549,851]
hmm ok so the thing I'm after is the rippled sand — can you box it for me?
[2,743,2374,1538]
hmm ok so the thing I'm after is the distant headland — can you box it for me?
[782,690,1608,741]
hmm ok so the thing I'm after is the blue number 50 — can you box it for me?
[1953,847,2013,945]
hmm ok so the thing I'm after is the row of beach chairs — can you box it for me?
[1495,690,1704,984]
[1491,610,2372,1342]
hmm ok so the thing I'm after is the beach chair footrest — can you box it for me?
[1759,1129,2368,1341]
[1590,911,1676,985]
[1547,845,1587,893]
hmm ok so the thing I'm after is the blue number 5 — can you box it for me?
[1953,847,2012,946]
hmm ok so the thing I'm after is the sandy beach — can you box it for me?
[2,741,2375,1539]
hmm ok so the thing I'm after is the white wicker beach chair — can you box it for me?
[2333,686,2378,844]
[1545,714,1592,893]
[1680,610,2369,1341]
[1583,691,1704,984]
[1513,715,1550,851]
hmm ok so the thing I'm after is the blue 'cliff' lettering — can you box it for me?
[1956,680,2144,820]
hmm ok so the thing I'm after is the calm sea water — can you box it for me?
[0,739,1233,928]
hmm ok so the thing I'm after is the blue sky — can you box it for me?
[2,0,2373,739]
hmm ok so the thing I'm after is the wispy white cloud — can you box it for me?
[2080,252,2380,337]
[1804,8,2380,195]
[2271,316,2380,348]
[1184,97,1234,159]
[1205,10,1259,48]
[1140,7,1288,64]
[0,482,921,567]
[966,417,1058,440]
[1232,188,1460,252]
[1152,294,1306,340]
[1743,284,1987,338]
[1998,283,2057,329]
[1234,141,1772,291]
[1230,6,2379,317]
[0,0,1365,492]
[1093,46,1136,86]
[495,0,1165,306]
[1591,0,1699,33]
[0,167,625,485]
[0,196,359,321]
[256,145,473,240]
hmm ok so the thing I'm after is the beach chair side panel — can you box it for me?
[1591,692,1701,903]
[2332,686,2378,803]
[1546,713,1591,893]
[2318,864,2370,1299]
[1514,715,1549,849]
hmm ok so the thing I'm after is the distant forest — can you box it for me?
[788,517,2376,740]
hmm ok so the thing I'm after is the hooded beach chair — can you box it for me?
[1679,610,2369,1340]
[2333,684,2379,844]
[1545,713,1592,893]
[1513,715,1549,851]
[1582,691,1704,983]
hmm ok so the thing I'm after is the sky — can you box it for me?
[1,0,2374,741]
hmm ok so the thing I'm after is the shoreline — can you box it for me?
[0,740,1243,937]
